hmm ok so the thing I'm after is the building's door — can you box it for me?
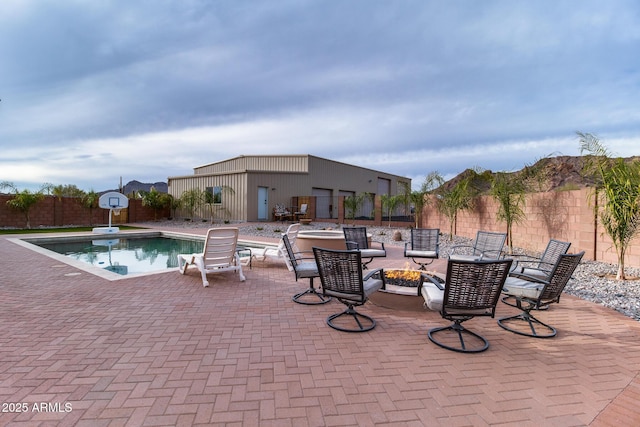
[312,188,332,219]
[257,187,268,220]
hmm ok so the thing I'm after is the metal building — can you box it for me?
[167,154,412,222]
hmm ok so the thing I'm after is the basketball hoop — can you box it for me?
[94,192,129,234]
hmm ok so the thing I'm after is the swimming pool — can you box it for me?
[10,231,262,281]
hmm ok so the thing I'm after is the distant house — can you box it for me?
[167,154,411,222]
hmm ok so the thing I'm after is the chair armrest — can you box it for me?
[291,250,316,262]
[364,268,384,282]
[508,271,549,284]
[424,274,444,290]
[345,240,360,250]
[370,240,385,250]
[517,265,552,276]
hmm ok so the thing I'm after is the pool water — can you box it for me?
[36,236,205,276]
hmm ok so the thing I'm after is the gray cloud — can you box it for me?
[1,0,639,191]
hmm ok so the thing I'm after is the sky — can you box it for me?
[1,0,639,192]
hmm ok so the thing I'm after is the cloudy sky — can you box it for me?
[1,0,639,192]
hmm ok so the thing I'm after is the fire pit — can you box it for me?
[369,267,443,311]
[384,269,425,289]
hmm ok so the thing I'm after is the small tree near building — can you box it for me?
[165,194,181,219]
[380,194,401,228]
[180,188,204,220]
[344,193,368,225]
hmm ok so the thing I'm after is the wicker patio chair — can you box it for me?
[502,239,571,308]
[426,258,512,353]
[282,235,331,305]
[342,226,386,269]
[449,230,507,261]
[313,247,385,332]
[498,252,584,338]
[404,228,440,270]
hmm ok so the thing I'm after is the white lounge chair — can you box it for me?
[253,223,300,271]
[178,227,246,287]
[294,203,308,221]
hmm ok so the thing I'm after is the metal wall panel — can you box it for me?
[246,172,309,221]
[308,156,410,196]
[169,155,411,222]
[168,172,247,222]
[195,155,309,175]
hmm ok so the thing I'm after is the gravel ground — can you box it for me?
[148,220,640,322]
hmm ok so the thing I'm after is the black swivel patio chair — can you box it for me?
[502,239,571,308]
[404,228,440,270]
[498,252,584,338]
[342,226,386,269]
[449,230,506,262]
[427,258,512,353]
[282,235,331,305]
[313,247,385,332]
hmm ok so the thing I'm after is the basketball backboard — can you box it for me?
[98,192,129,210]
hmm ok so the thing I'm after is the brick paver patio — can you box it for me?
[1,225,640,426]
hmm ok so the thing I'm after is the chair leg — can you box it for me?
[428,321,490,353]
[292,278,332,305]
[497,311,557,338]
[326,304,376,332]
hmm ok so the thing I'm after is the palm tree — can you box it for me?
[380,194,401,227]
[344,193,368,225]
[164,194,181,220]
[579,132,640,280]
[141,187,168,221]
[81,190,100,226]
[205,185,235,223]
[490,172,527,254]
[436,172,477,240]
[411,172,444,228]
[180,188,204,220]
[490,160,547,254]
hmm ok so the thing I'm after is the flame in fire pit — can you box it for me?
[385,269,422,282]
[384,262,439,286]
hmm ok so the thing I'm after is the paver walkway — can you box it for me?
[1,225,640,426]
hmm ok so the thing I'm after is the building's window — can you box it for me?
[206,186,223,205]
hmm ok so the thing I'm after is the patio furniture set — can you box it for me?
[273,203,308,222]
[178,225,583,353]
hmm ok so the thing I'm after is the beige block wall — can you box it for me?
[421,187,640,267]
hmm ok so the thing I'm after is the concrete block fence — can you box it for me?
[0,195,167,228]
[3,188,639,268]
[420,187,640,267]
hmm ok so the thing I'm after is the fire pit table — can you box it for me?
[368,268,444,311]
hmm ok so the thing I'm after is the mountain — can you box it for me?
[101,180,168,195]
[441,154,640,194]
[123,180,168,194]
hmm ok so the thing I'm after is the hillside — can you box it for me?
[102,180,168,195]
[443,154,640,194]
